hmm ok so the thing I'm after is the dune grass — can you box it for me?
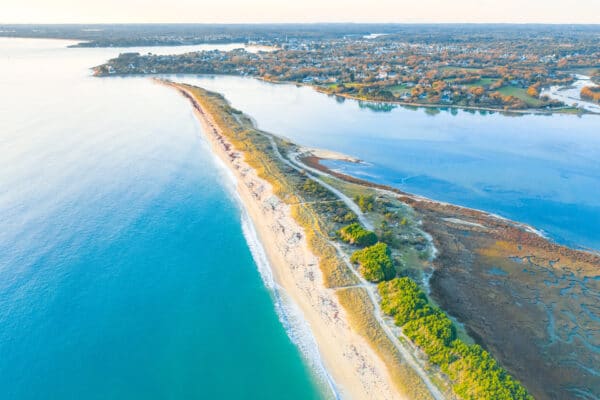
[181,84,357,288]
[336,287,436,399]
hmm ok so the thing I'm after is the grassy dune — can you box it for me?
[337,287,438,400]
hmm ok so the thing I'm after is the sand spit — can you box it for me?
[164,81,408,400]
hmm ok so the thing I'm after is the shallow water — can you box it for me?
[170,75,600,251]
[0,39,327,399]
[541,74,600,113]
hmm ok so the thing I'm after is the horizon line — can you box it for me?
[2,21,600,26]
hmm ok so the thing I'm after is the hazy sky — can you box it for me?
[3,0,600,24]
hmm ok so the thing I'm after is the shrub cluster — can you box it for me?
[315,203,357,224]
[350,242,396,282]
[378,278,532,400]
[301,178,332,199]
[353,194,376,212]
[338,223,378,247]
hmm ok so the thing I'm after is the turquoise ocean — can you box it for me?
[0,39,330,399]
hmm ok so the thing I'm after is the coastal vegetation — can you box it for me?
[350,242,396,282]
[345,192,532,399]
[345,207,532,399]
[337,223,377,246]
[313,167,597,397]
[379,278,532,400]
[354,194,377,213]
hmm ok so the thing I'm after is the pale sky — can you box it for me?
[3,0,600,24]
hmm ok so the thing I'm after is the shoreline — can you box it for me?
[158,79,598,399]
[238,208,340,397]
[301,154,600,259]
[303,155,549,240]
[97,72,596,115]
[164,81,409,399]
[260,77,595,116]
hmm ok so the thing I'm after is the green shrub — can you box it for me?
[354,194,376,212]
[338,223,378,247]
[351,242,396,282]
[378,221,398,246]
[301,178,330,199]
[404,311,456,365]
[446,341,532,400]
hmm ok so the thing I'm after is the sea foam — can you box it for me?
[240,210,341,400]
[198,122,341,399]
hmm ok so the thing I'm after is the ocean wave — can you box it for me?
[240,210,341,400]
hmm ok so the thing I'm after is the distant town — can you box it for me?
[3,24,598,111]
[84,24,600,112]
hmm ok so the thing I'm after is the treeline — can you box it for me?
[379,278,532,400]
[581,86,600,103]
[337,220,532,399]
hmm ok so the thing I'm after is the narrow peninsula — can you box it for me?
[157,80,599,400]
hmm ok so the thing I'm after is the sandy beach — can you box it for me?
[300,147,362,163]
[167,82,406,400]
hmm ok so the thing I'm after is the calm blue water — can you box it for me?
[0,39,327,399]
[170,76,600,251]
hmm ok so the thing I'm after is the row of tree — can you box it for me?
[379,278,532,399]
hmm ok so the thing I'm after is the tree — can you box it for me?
[581,86,600,103]
[337,223,378,247]
[350,242,395,282]
[354,194,376,212]
[526,84,540,98]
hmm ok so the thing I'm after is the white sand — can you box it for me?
[301,146,362,163]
